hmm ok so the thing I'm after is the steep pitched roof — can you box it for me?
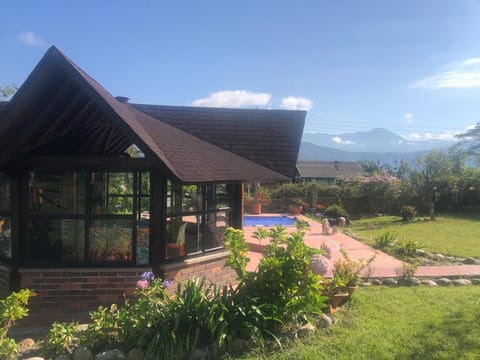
[0,46,295,183]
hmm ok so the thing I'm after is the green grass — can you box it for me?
[233,286,480,360]
[345,212,480,258]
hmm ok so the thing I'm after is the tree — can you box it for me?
[406,149,467,220]
[455,123,480,162]
[0,84,17,99]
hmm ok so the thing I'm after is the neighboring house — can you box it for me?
[0,46,305,323]
[296,161,363,184]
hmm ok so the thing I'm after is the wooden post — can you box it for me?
[150,168,165,278]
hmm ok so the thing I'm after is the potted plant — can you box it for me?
[322,277,349,313]
[288,197,306,215]
[245,190,270,214]
[333,249,375,294]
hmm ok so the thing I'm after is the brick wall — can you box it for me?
[0,264,11,298]
[18,267,150,325]
[16,251,237,326]
[162,251,237,295]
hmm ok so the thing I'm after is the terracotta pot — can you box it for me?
[250,203,262,214]
[328,292,349,313]
[346,285,358,295]
[288,205,303,215]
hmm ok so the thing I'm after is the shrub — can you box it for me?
[0,289,32,360]
[396,238,422,258]
[332,249,375,287]
[325,204,346,218]
[400,205,417,221]
[42,321,80,358]
[373,231,397,249]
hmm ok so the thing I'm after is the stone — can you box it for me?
[74,346,94,360]
[434,253,445,260]
[95,349,126,360]
[436,278,452,286]
[371,279,383,285]
[382,278,398,286]
[24,358,44,360]
[317,313,333,328]
[17,337,36,352]
[56,356,70,360]
[452,279,472,286]
[463,257,478,265]
[471,278,480,285]
[406,277,421,286]
[360,282,372,287]
[190,348,209,360]
[297,323,316,338]
[420,279,438,287]
[416,249,427,257]
[127,348,144,360]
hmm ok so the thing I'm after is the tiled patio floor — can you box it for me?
[244,215,480,279]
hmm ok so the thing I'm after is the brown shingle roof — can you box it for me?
[0,46,295,183]
[132,104,305,178]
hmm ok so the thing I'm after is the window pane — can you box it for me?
[29,172,85,214]
[27,218,85,264]
[165,215,201,259]
[91,172,134,214]
[137,199,150,265]
[89,219,133,262]
[204,210,230,250]
[0,173,11,212]
[0,216,11,259]
[140,171,150,195]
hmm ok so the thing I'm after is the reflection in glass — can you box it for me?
[0,172,11,212]
[89,219,133,262]
[0,216,11,259]
[27,218,84,264]
[29,172,85,214]
[91,172,134,215]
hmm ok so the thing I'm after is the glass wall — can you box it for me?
[165,181,234,260]
[0,172,11,260]
[25,170,150,266]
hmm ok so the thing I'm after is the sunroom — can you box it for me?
[0,47,305,322]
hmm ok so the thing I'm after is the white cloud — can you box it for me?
[192,90,271,108]
[403,112,414,123]
[410,57,480,89]
[18,32,48,48]
[406,130,465,142]
[332,136,355,145]
[279,96,313,111]
[407,133,421,140]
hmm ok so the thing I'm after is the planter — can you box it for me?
[288,205,303,215]
[346,285,358,295]
[327,292,349,313]
[250,203,262,214]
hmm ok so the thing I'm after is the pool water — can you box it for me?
[243,215,297,227]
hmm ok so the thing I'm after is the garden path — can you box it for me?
[244,215,480,279]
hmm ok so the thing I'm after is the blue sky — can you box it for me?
[2,1,480,142]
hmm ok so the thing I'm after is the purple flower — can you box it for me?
[162,279,175,288]
[141,271,155,281]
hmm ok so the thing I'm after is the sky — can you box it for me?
[2,1,480,142]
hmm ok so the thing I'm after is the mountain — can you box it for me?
[299,142,425,165]
[302,128,454,153]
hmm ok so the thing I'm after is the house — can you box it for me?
[296,161,363,184]
[0,46,305,323]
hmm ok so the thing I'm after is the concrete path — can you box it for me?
[244,215,480,279]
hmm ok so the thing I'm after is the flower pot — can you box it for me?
[346,285,358,295]
[328,292,349,313]
[288,205,303,215]
[250,203,262,214]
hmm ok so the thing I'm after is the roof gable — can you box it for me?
[0,46,294,183]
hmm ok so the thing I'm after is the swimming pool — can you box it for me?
[243,215,298,227]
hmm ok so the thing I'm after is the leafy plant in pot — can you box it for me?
[288,197,307,215]
[333,249,375,294]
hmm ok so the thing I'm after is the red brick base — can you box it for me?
[12,251,237,326]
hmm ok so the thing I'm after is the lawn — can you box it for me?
[344,212,480,258]
[233,286,480,360]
